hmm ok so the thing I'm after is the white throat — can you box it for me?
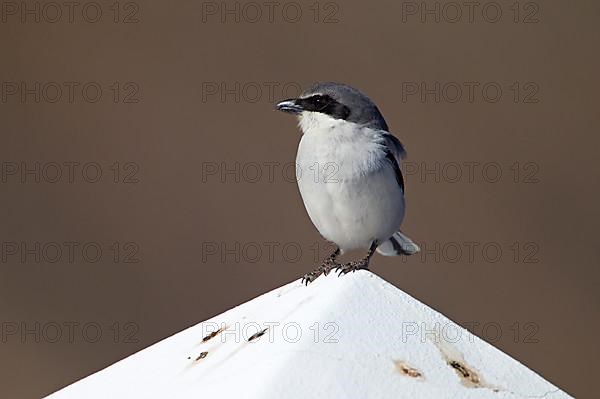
[297,112,351,136]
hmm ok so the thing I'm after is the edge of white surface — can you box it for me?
[46,271,574,399]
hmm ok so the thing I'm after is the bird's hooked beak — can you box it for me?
[275,98,303,114]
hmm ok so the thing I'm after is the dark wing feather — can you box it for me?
[381,132,407,192]
[382,132,407,160]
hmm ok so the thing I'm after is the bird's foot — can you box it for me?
[320,256,339,276]
[301,269,320,285]
[335,258,369,277]
[301,256,340,285]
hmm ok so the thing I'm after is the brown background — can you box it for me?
[1,1,598,397]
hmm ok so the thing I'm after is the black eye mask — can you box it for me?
[296,95,351,121]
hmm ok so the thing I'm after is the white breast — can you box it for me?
[295,112,405,252]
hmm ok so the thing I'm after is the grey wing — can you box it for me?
[381,132,407,192]
[382,132,407,160]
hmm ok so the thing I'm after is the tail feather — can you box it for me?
[377,231,420,256]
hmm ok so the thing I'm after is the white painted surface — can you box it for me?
[47,271,572,398]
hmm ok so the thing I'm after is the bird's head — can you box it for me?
[275,82,389,132]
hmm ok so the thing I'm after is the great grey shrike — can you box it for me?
[276,82,420,284]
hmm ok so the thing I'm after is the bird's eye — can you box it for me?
[313,95,327,106]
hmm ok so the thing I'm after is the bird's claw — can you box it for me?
[301,271,318,286]
[301,257,340,285]
[320,257,338,276]
[335,260,369,277]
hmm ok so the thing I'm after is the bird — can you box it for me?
[275,82,420,284]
